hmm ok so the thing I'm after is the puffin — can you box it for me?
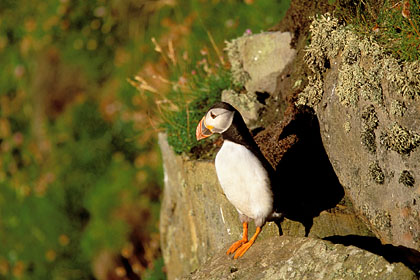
[196,102,279,259]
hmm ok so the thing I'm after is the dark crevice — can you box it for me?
[324,235,420,276]
[272,106,344,235]
[256,91,270,105]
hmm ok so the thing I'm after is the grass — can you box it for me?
[335,0,420,61]
[131,0,291,156]
[164,69,233,156]
[0,0,291,278]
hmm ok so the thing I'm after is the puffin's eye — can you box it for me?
[210,112,216,119]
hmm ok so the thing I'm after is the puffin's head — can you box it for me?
[196,102,235,140]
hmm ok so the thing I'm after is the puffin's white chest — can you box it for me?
[215,140,273,220]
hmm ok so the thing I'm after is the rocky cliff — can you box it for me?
[159,8,420,280]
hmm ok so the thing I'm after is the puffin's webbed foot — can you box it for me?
[233,226,261,259]
[226,239,247,255]
[226,222,248,255]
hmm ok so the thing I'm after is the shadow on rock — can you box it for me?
[324,235,420,276]
[272,106,344,236]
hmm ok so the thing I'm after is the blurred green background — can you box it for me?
[0,0,289,279]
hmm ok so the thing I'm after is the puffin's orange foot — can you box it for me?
[233,241,254,259]
[233,226,261,259]
[226,239,247,255]
[227,222,248,255]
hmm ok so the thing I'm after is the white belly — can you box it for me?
[215,140,273,220]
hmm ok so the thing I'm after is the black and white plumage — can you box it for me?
[196,102,278,259]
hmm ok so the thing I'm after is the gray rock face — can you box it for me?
[159,133,282,280]
[221,89,262,129]
[159,16,420,280]
[298,15,420,251]
[184,236,417,280]
[223,31,296,129]
[159,134,375,280]
[226,32,296,95]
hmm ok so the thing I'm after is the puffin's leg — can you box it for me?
[233,226,261,259]
[226,222,248,255]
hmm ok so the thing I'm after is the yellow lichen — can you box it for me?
[380,123,420,155]
[343,121,351,133]
[390,100,406,117]
[368,161,385,184]
[399,170,415,188]
[360,105,378,154]
[225,38,250,86]
[298,14,420,108]
[296,74,323,107]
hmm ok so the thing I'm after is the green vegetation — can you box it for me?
[131,0,291,156]
[0,0,291,279]
[335,0,420,61]
[163,69,232,155]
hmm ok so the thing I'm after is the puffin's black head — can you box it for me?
[196,102,238,140]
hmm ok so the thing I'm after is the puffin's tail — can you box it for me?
[267,211,284,221]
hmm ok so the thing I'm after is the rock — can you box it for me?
[223,31,296,129]
[159,133,280,280]
[183,236,417,280]
[221,89,262,129]
[226,31,296,95]
[297,15,420,251]
[159,133,375,280]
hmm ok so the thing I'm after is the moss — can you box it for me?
[368,161,384,184]
[390,100,407,117]
[399,170,415,188]
[380,123,420,155]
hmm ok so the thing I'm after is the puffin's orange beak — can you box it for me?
[196,116,213,140]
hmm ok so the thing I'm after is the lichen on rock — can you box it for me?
[380,123,420,155]
[368,161,384,185]
[297,14,420,108]
[390,100,407,117]
[296,74,323,107]
[360,105,379,154]
[384,59,420,100]
[303,13,420,253]
[224,37,251,87]
[361,105,378,131]
[399,170,415,188]
[184,236,417,280]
